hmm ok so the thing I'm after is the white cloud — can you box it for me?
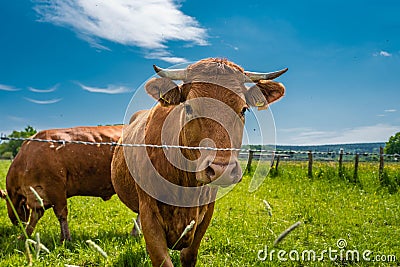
[225,43,239,51]
[28,84,59,93]
[78,83,133,94]
[158,56,188,64]
[145,50,188,64]
[33,0,208,62]
[153,56,188,64]
[380,51,392,57]
[24,97,63,104]
[0,84,20,91]
[278,124,400,145]
[373,50,392,57]
[376,109,397,117]
[7,115,26,122]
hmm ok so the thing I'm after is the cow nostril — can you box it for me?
[202,160,242,184]
[205,166,215,180]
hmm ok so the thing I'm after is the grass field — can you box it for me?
[0,159,399,266]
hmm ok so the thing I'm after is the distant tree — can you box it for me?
[1,151,13,160]
[385,132,400,154]
[0,125,37,157]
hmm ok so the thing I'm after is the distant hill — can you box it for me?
[242,143,385,154]
[276,142,385,154]
[241,143,387,161]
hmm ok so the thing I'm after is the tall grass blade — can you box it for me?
[5,194,29,240]
[263,199,273,217]
[133,216,142,236]
[86,240,108,259]
[26,239,50,254]
[35,233,41,260]
[273,221,301,246]
[160,220,196,267]
[29,186,44,208]
[25,239,33,266]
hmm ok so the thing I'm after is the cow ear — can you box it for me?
[245,80,285,110]
[145,77,181,106]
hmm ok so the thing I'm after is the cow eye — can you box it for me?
[241,107,248,117]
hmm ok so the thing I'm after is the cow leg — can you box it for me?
[140,207,172,266]
[180,203,215,267]
[25,208,44,237]
[131,214,141,237]
[53,200,71,242]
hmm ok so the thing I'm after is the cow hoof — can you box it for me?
[60,239,71,243]
[130,228,141,238]
[101,196,112,201]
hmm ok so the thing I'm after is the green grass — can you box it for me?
[0,159,399,266]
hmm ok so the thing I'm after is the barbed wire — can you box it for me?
[0,135,399,157]
[0,135,243,152]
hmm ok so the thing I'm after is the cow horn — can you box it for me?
[153,65,187,80]
[244,68,288,82]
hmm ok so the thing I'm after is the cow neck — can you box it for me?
[145,104,199,188]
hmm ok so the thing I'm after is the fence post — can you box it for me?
[353,153,359,183]
[308,151,313,178]
[275,155,281,172]
[270,152,275,168]
[338,148,344,177]
[379,146,384,180]
[246,150,254,173]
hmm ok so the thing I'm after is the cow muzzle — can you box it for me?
[196,157,242,187]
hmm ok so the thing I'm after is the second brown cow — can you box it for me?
[3,125,122,241]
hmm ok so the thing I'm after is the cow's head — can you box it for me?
[5,191,29,225]
[145,58,286,187]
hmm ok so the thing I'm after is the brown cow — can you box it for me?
[5,125,122,241]
[111,58,287,266]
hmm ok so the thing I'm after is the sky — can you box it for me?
[1,0,400,145]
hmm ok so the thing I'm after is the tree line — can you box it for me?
[385,132,400,155]
[0,126,37,159]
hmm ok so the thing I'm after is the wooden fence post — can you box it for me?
[246,150,254,173]
[308,151,313,178]
[270,152,275,168]
[275,155,281,172]
[338,148,344,177]
[353,153,359,183]
[379,146,384,180]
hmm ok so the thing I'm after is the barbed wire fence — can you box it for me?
[1,135,399,184]
[2,135,399,156]
[245,147,399,181]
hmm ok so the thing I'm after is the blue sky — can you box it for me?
[1,0,399,145]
